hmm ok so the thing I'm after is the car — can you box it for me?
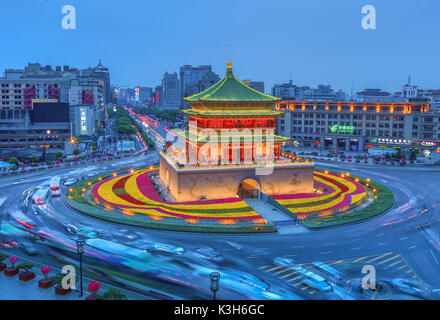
[64,178,76,186]
[293,266,333,292]
[391,278,430,299]
[238,274,271,291]
[17,242,38,255]
[274,257,295,268]
[194,247,224,263]
[148,243,185,255]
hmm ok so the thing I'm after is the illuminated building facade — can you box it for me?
[275,101,440,152]
[160,63,314,202]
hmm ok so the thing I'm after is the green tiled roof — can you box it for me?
[184,63,281,103]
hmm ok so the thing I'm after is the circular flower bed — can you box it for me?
[87,169,366,223]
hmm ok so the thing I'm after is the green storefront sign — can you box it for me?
[330,124,355,134]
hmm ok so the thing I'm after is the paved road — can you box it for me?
[1,121,440,299]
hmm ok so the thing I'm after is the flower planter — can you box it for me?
[38,278,54,289]
[4,267,19,277]
[85,294,102,301]
[0,262,6,272]
[55,285,72,295]
[19,271,36,282]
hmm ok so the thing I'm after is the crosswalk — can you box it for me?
[258,251,424,298]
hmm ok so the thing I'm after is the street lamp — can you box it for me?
[209,272,220,300]
[76,239,85,297]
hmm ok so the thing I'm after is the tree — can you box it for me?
[73,149,80,156]
[8,157,18,165]
[29,154,39,162]
[55,152,63,159]
[102,288,127,300]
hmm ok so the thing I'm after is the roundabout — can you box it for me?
[64,167,393,233]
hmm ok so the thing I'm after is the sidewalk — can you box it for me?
[0,273,79,300]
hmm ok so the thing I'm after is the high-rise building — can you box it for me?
[242,80,265,93]
[272,81,309,100]
[179,65,215,107]
[134,87,152,106]
[162,72,180,110]
[81,60,112,104]
[272,82,345,101]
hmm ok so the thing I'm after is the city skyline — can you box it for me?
[1,0,439,93]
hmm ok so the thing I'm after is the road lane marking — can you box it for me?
[431,250,438,264]
[408,245,417,250]
[301,285,310,291]
[400,236,408,240]
[280,272,298,279]
[274,267,292,275]
[328,260,344,265]
[267,266,282,272]
[366,252,393,263]
[388,259,404,267]
[378,255,400,265]
[259,265,271,270]
[352,256,367,263]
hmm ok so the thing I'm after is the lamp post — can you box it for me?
[76,239,85,297]
[209,272,220,300]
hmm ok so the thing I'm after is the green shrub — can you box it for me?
[0,253,8,262]
[17,263,34,272]
[102,288,127,300]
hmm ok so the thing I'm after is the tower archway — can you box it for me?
[237,178,260,199]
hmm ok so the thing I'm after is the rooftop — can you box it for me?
[184,62,280,103]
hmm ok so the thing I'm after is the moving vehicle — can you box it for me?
[193,247,224,263]
[293,266,333,292]
[49,176,61,195]
[32,187,49,205]
[390,278,430,299]
[148,243,185,255]
[274,257,295,268]
[64,178,76,186]
[312,262,345,285]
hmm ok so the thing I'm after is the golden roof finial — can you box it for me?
[226,61,233,77]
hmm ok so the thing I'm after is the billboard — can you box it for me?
[30,102,70,123]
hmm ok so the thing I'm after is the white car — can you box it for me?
[64,178,76,186]
[274,257,295,268]
[148,243,185,255]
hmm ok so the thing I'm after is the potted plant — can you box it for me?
[86,281,102,300]
[102,288,127,300]
[18,262,35,281]
[4,256,19,276]
[52,273,72,295]
[38,266,53,289]
[0,253,8,272]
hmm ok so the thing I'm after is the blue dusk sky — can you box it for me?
[0,0,439,93]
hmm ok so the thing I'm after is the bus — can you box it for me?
[33,187,49,205]
[293,266,333,292]
[312,262,345,286]
[49,176,61,195]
